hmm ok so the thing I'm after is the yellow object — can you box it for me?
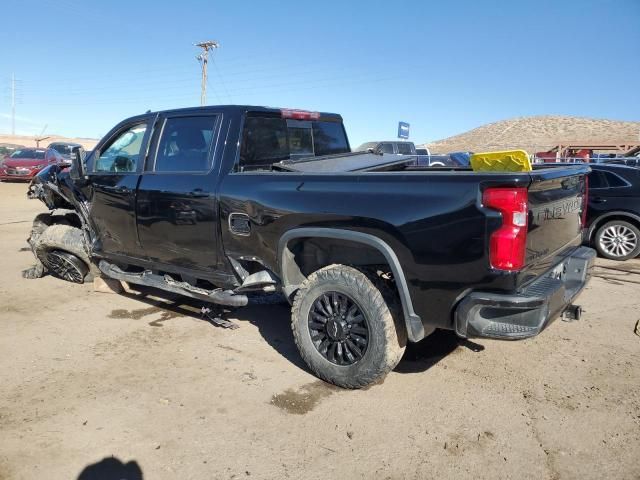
[470,150,532,172]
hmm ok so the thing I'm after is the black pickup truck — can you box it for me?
[26,105,595,388]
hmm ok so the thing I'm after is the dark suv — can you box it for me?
[586,164,640,260]
[48,142,83,161]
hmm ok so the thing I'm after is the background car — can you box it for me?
[585,163,640,260]
[355,141,417,155]
[0,143,25,158]
[600,157,640,168]
[0,147,66,181]
[414,150,472,167]
[47,141,83,161]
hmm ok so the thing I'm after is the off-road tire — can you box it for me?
[291,264,406,389]
[34,225,93,283]
[27,212,76,246]
[594,220,640,261]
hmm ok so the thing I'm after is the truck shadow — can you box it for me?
[116,288,309,372]
[115,287,481,378]
[394,330,484,374]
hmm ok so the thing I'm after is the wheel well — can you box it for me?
[283,237,390,289]
[279,229,428,343]
[590,214,640,241]
[36,210,82,229]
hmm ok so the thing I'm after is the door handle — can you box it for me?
[114,186,131,194]
[592,197,607,203]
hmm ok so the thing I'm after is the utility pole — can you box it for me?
[195,41,219,106]
[11,72,16,135]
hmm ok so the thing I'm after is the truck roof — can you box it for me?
[128,105,343,122]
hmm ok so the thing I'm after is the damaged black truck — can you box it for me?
[26,105,595,388]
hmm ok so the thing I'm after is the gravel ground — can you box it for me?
[0,181,638,480]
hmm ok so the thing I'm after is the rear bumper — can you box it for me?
[455,246,596,339]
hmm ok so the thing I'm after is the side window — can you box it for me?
[588,171,607,189]
[380,143,395,154]
[603,171,629,188]
[154,116,217,172]
[397,143,413,155]
[95,123,147,173]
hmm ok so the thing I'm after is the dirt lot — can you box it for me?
[0,181,638,480]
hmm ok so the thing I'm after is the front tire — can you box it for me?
[34,225,92,283]
[291,264,406,389]
[594,220,640,261]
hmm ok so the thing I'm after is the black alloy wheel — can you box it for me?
[308,291,369,366]
[45,250,88,283]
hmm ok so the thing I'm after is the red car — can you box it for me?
[0,148,66,181]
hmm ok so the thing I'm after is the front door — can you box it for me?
[87,119,152,259]
[136,113,221,273]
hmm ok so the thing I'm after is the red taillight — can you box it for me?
[483,187,528,271]
[581,175,589,227]
[280,109,321,120]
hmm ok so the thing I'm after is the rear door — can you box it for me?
[588,167,638,219]
[136,112,221,272]
[88,118,152,259]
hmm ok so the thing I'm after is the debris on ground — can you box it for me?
[201,306,239,329]
[93,276,124,294]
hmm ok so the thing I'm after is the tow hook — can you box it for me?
[562,304,582,322]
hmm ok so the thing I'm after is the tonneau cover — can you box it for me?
[276,152,416,172]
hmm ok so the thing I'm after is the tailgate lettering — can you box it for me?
[535,198,581,223]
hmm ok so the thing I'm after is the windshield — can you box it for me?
[10,149,46,159]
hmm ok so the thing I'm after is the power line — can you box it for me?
[11,73,17,135]
[211,58,233,103]
[195,40,219,106]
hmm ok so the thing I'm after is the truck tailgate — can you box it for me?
[523,165,589,280]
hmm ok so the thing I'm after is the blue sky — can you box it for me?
[1,0,638,146]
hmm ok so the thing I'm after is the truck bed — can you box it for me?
[275,152,418,172]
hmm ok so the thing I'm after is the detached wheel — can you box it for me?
[34,224,92,284]
[594,220,640,261]
[291,264,406,389]
[44,250,88,283]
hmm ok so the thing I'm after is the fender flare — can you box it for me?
[588,211,640,240]
[278,227,427,342]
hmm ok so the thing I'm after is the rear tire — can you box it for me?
[594,220,640,261]
[291,264,406,389]
[34,225,92,283]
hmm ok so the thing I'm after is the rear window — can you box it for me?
[397,143,414,155]
[380,143,394,154]
[238,116,349,171]
[312,121,349,156]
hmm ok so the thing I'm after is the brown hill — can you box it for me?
[424,116,640,154]
[0,133,99,150]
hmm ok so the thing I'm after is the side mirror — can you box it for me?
[70,147,87,180]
